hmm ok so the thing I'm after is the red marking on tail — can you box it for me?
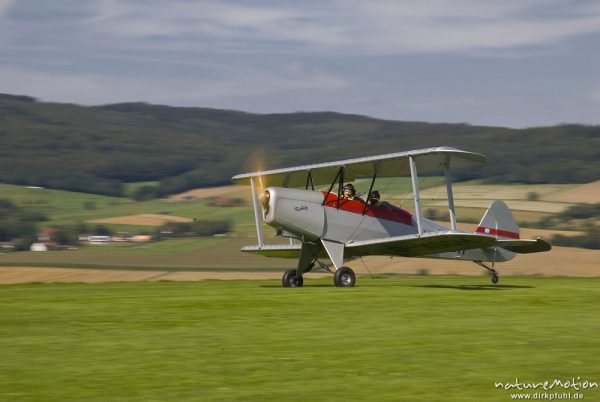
[476,226,520,239]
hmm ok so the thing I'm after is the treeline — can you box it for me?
[0,200,122,250]
[49,224,115,246]
[545,204,600,250]
[1,93,598,197]
[158,220,231,237]
[552,228,600,250]
[0,195,232,250]
[0,199,46,249]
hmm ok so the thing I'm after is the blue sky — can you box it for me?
[1,0,599,127]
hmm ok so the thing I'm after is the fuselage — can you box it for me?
[261,186,516,263]
[262,187,448,244]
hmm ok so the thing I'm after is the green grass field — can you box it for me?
[1,277,598,402]
[0,182,257,235]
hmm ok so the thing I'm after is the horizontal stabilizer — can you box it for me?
[497,237,552,254]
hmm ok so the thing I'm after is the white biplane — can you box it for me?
[232,147,551,287]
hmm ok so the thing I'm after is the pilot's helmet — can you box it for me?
[343,183,356,195]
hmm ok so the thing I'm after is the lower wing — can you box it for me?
[345,232,497,257]
[241,244,302,258]
[239,232,551,258]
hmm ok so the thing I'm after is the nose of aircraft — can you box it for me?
[260,190,270,213]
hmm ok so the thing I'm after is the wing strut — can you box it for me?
[323,166,344,205]
[362,172,377,215]
[409,156,423,236]
[444,157,457,231]
[336,166,344,209]
[305,170,315,191]
[249,176,264,248]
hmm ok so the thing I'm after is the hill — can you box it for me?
[1,93,598,196]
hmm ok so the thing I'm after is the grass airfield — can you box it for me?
[1,277,599,402]
[1,181,599,401]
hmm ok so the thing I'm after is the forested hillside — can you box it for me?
[1,93,598,196]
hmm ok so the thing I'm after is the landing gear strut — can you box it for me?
[475,261,499,284]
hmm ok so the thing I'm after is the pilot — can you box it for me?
[342,183,364,202]
[342,183,356,200]
[369,190,380,205]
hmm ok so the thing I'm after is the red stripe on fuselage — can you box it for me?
[476,226,520,239]
[322,192,413,226]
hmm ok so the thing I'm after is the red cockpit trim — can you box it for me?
[322,192,413,226]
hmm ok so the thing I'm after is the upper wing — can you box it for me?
[345,232,497,257]
[231,146,486,188]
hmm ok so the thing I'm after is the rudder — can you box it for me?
[476,200,520,240]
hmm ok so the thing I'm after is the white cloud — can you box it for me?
[0,0,14,17]
[0,63,346,106]
[80,0,600,55]
[319,0,600,54]
[0,0,16,45]
[1,0,599,127]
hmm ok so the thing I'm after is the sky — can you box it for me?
[1,0,599,127]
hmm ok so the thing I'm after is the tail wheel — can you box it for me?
[282,269,304,288]
[334,267,356,287]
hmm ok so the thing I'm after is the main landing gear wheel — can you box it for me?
[491,273,499,284]
[282,269,304,288]
[334,267,356,288]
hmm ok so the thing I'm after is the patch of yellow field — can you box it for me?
[89,213,193,226]
[347,246,599,278]
[420,183,573,201]
[0,245,597,283]
[168,185,246,201]
[0,267,327,284]
[428,199,571,213]
[0,267,166,284]
[542,180,600,204]
[449,223,583,238]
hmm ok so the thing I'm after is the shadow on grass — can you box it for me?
[260,284,334,288]
[259,283,535,290]
[411,284,535,291]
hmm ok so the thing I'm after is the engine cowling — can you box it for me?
[262,187,325,241]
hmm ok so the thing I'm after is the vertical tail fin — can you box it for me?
[476,200,520,240]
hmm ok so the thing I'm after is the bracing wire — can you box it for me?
[359,256,374,280]
[420,172,447,220]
